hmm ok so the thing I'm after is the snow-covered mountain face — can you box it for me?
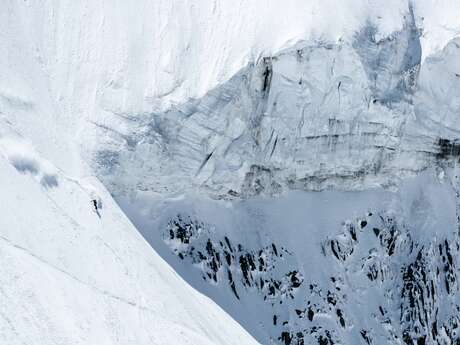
[88,5,460,198]
[3,1,460,345]
[122,170,460,345]
[95,7,460,344]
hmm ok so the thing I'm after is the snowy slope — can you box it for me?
[0,126,258,345]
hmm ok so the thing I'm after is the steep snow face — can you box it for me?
[88,9,460,198]
[0,124,259,344]
[3,1,460,185]
[0,0,410,176]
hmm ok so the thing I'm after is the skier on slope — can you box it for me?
[91,197,102,218]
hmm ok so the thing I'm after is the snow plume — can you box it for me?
[0,132,58,188]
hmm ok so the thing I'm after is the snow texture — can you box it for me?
[122,168,460,344]
[79,3,460,198]
[0,123,258,344]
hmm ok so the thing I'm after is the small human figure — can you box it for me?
[92,198,101,218]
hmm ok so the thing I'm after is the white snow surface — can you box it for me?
[38,0,456,198]
[2,0,460,180]
[0,126,258,345]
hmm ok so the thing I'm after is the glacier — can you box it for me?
[3,1,460,344]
